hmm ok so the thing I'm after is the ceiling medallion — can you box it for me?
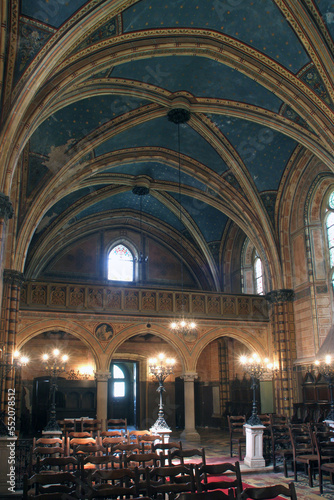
[167,108,191,124]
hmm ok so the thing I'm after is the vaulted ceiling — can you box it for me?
[1,0,334,291]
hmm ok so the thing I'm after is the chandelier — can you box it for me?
[167,107,197,335]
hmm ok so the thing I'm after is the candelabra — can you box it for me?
[315,355,334,421]
[240,353,275,426]
[0,348,29,436]
[42,349,68,433]
[148,353,175,433]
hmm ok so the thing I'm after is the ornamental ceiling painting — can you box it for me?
[1,0,334,291]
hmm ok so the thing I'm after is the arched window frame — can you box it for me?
[240,238,266,295]
[324,189,334,291]
[252,249,265,296]
[106,239,139,283]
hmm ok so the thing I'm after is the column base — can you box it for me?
[180,429,200,442]
[244,456,266,468]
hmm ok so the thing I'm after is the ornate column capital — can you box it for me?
[265,289,294,304]
[181,372,198,382]
[0,193,13,221]
[94,370,111,382]
[3,269,25,286]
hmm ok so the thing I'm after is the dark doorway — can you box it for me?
[108,361,137,426]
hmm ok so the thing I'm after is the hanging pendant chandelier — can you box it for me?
[167,107,197,337]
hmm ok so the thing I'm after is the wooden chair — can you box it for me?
[270,422,293,477]
[195,461,243,497]
[227,415,246,461]
[68,431,93,438]
[169,447,206,467]
[289,422,318,487]
[106,418,128,434]
[82,418,103,435]
[111,442,142,457]
[124,451,162,470]
[128,429,151,443]
[36,456,79,473]
[23,471,79,499]
[176,491,235,500]
[67,436,97,455]
[92,466,139,485]
[146,464,196,500]
[57,419,75,434]
[73,443,107,458]
[29,445,65,475]
[80,453,123,486]
[32,437,65,449]
[137,433,162,452]
[152,440,182,465]
[313,428,334,493]
[238,482,297,500]
[101,436,126,450]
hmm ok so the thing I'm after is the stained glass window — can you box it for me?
[108,244,134,281]
[254,254,264,295]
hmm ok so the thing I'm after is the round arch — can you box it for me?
[16,320,103,371]
[189,325,273,373]
[103,323,189,373]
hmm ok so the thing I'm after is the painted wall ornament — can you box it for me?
[95,323,113,341]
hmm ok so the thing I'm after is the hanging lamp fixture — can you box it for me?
[167,107,197,337]
[132,185,149,264]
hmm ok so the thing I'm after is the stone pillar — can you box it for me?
[244,424,266,468]
[266,289,295,418]
[0,194,14,312]
[0,270,24,431]
[180,372,200,442]
[95,371,110,431]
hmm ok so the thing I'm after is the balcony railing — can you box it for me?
[20,281,269,322]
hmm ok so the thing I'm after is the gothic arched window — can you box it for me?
[108,244,134,282]
[253,252,264,295]
[325,191,334,290]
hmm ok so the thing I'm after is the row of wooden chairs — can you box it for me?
[23,459,298,499]
[57,417,128,435]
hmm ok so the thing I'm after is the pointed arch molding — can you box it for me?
[2,28,334,193]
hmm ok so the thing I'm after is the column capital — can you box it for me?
[181,372,198,382]
[0,193,13,221]
[3,269,25,286]
[94,370,111,382]
[265,289,294,304]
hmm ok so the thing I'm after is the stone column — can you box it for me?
[0,270,24,431]
[266,289,295,418]
[95,371,110,431]
[180,372,200,442]
[0,194,14,312]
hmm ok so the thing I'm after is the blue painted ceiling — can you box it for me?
[15,0,333,273]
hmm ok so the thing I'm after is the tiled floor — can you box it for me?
[172,427,334,499]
